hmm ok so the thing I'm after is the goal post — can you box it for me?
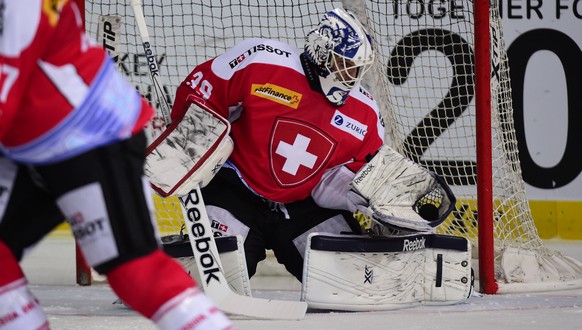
[78,0,582,294]
[473,0,496,294]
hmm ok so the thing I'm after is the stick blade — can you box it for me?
[216,292,307,320]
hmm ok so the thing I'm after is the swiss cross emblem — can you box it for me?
[269,118,336,187]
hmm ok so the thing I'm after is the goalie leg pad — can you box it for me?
[301,233,472,311]
[163,234,252,297]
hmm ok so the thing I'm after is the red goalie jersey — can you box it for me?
[0,0,152,164]
[173,38,384,203]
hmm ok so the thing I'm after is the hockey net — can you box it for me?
[80,0,582,293]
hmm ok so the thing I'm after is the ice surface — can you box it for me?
[20,236,582,330]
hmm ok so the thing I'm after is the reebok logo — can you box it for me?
[403,237,426,252]
[181,189,221,285]
[353,164,374,185]
[142,42,159,76]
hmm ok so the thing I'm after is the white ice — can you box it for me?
[21,236,582,330]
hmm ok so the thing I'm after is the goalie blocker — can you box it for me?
[145,95,233,197]
[301,233,473,311]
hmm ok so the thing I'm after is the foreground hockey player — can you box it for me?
[0,1,233,329]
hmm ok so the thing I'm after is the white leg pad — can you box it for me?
[153,288,232,330]
[0,279,48,330]
[163,235,252,297]
[301,233,472,311]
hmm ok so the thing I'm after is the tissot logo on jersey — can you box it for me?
[331,110,367,141]
[68,212,106,240]
[251,83,302,109]
[211,219,229,235]
[229,54,246,69]
[229,43,292,68]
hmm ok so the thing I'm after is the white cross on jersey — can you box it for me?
[275,134,317,175]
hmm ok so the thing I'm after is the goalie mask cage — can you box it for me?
[77,0,582,294]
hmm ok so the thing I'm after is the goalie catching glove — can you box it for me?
[145,95,233,197]
[350,145,455,233]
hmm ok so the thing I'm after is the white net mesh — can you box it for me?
[83,0,582,292]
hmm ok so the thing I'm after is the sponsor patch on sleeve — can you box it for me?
[330,110,368,141]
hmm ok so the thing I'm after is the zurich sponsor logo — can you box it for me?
[330,110,367,141]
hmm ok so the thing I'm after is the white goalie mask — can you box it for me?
[304,8,375,106]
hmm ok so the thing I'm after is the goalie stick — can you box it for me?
[129,0,307,320]
[178,188,307,319]
[129,0,171,127]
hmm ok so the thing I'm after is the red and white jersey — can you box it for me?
[0,0,153,164]
[174,38,384,203]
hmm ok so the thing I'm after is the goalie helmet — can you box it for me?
[304,8,375,106]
